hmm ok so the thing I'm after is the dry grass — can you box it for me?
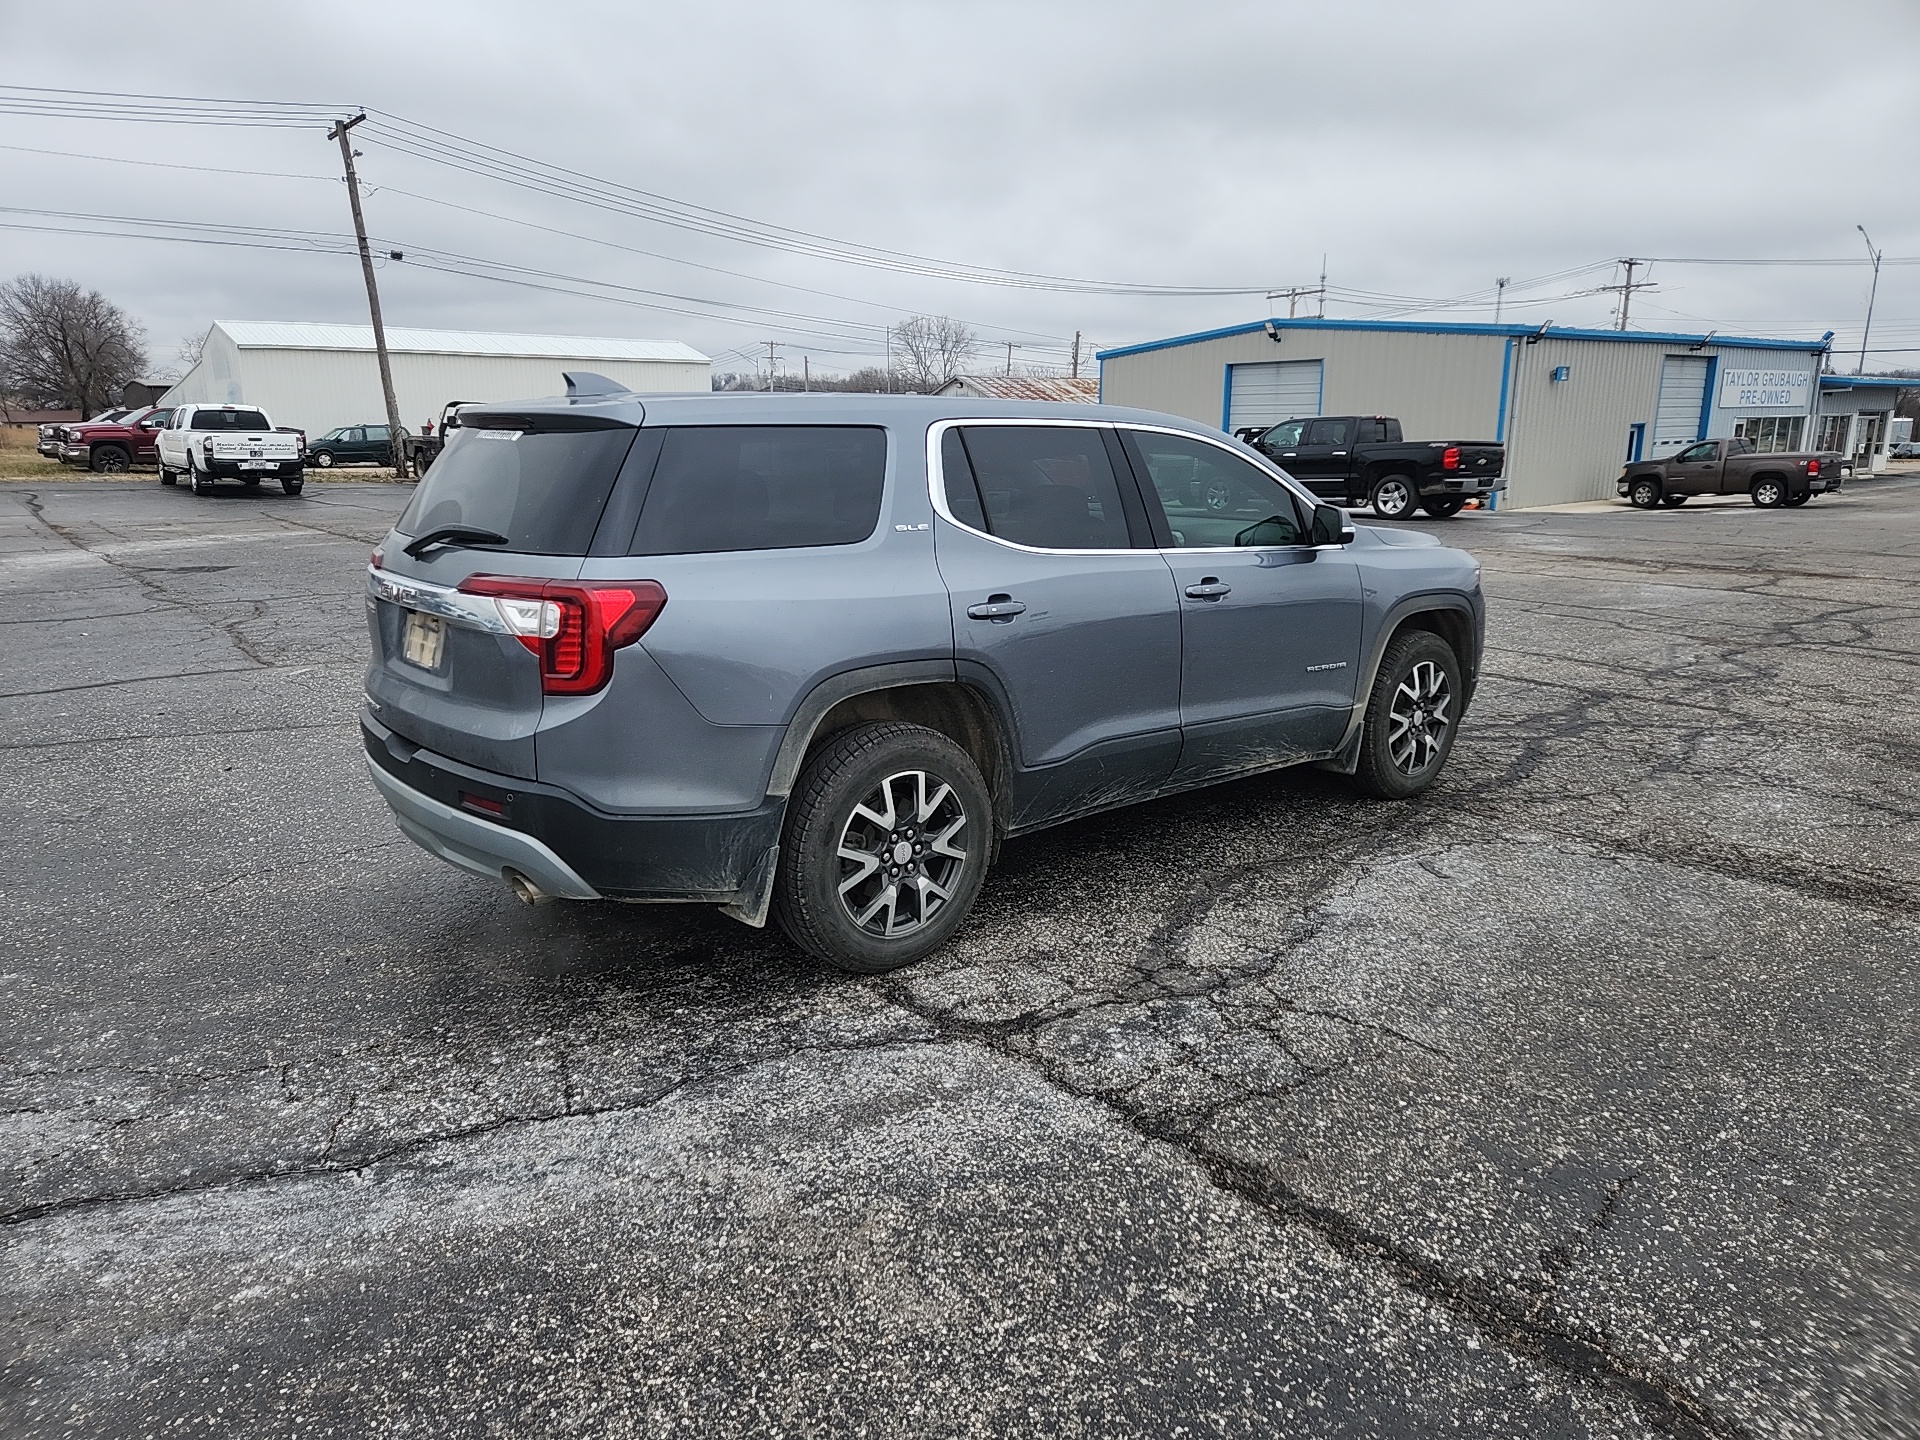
[0,427,68,479]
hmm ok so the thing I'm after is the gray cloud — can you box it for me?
[2,0,1914,377]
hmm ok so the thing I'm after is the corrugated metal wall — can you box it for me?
[1102,328,1508,444]
[165,342,708,436]
[1501,336,1668,505]
[1101,325,1832,508]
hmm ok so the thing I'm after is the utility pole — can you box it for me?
[1005,341,1014,376]
[1856,225,1882,375]
[764,339,778,391]
[884,326,892,393]
[1266,285,1326,319]
[327,115,407,477]
[1494,277,1510,325]
[1317,256,1327,318]
[802,355,810,392]
[1070,330,1082,379]
[1604,258,1655,330]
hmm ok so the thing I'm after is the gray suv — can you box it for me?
[362,378,1484,972]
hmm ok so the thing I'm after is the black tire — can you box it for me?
[190,461,213,497]
[311,450,335,468]
[90,446,131,474]
[1750,476,1786,508]
[773,721,992,973]
[1660,494,1688,507]
[159,465,177,486]
[1783,492,1810,508]
[1628,477,1663,509]
[1351,629,1462,800]
[1422,496,1466,518]
[1370,474,1418,520]
[281,477,304,496]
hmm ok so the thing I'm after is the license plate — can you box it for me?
[401,611,445,669]
[241,459,276,470]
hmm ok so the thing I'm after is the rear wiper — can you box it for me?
[403,525,509,559]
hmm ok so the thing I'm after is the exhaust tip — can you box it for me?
[503,869,549,906]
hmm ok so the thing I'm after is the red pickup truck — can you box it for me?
[58,406,175,473]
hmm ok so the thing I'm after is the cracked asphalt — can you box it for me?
[2,476,1915,1439]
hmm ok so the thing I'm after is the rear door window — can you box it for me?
[628,426,886,555]
[398,414,638,556]
[950,425,1135,550]
[1303,418,1352,447]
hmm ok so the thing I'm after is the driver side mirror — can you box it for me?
[1311,503,1355,546]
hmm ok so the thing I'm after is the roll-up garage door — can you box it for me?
[1653,356,1710,453]
[1226,360,1324,432]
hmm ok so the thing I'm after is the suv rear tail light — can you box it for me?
[1442,445,1461,471]
[458,576,667,695]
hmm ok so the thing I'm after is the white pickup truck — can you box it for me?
[156,403,305,497]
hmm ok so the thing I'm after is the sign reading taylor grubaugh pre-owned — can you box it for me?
[1720,368,1812,410]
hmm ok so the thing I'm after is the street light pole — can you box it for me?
[1856,225,1882,376]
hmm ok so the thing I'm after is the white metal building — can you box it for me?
[1097,319,1838,508]
[162,322,711,437]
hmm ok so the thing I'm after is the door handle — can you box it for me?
[967,595,1026,622]
[1331,450,1348,456]
[1184,579,1232,600]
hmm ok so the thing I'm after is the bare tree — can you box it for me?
[0,275,147,417]
[175,329,207,374]
[890,315,976,393]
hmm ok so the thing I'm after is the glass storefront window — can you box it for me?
[1732,416,1805,453]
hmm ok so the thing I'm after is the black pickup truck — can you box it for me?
[1235,415,1505,519]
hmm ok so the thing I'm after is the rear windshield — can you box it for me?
[398,416,637,556]
[194,409,271,432]
[629,426,886,555]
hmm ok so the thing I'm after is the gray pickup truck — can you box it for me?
[1619,438,1846,509]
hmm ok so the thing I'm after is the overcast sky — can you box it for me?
[3,0,1915,381]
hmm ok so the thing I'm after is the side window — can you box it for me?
[1358,419,1388,444]
[1124,430,1307,548]
[1304,418,1352,447]
[629,425,886,555]
[940,429,987,531]
[953,425,1134,550]
[346,429,366,443]
[1676,441,1718,463]
[368,426,389,441]
[1261,420,1306,449]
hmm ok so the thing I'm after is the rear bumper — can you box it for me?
[204,457,303,478]
[1416,474,1503,497]
[366,756,601,900]
[361,714,784,903]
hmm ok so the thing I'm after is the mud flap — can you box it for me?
[719,844,780,928]
[1314,722,1365,776]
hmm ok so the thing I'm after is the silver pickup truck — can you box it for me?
[155,403,305,497]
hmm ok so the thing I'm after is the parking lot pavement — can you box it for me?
[2,477,1914,1439]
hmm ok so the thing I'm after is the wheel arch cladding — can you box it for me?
[805,682,1012,835]
[1389,606,1478,706]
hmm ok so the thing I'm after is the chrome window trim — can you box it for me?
[925,417,1333,558]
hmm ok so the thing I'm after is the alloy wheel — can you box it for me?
[1387,659,1452,775]
[835,769,968,939]
[1374,478,1413,518]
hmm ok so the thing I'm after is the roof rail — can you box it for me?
[563,371,630,397]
